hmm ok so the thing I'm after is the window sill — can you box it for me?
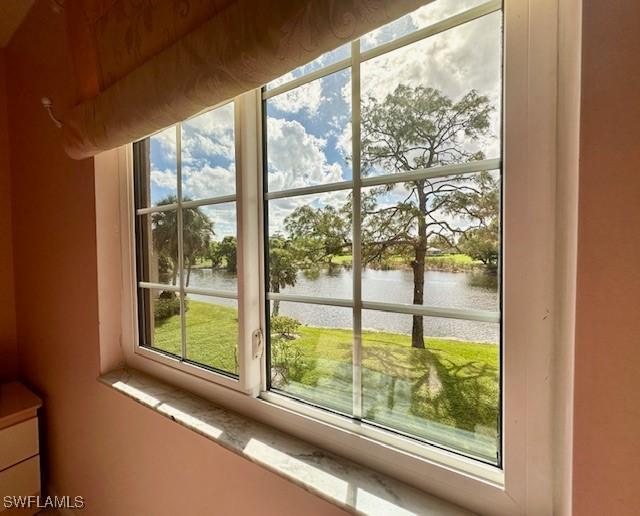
[99,368,473,516]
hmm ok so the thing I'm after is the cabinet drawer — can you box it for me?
[0,419,38,471]
[0,456,40,512]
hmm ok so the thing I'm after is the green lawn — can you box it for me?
[196,253,481,271]
[153,299,499,461]
[153,300,239,373]
[428,253,479,265]
[329,255,353,265]
[330,253,483,271]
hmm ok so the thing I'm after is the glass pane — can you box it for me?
[269,301,353,415]
[137,211,180,286]
[361,310,499,464]
[361,0,488,52]
[185,295,238,375]
[361,171,500,311]
[266,44,350,90]
[267,191,352,299]
[181,103,236,200]
[265,68,352,192]
[181,203,237,291]
[360,12,502,178]
[148,126,178,207]
[139,287,183,357]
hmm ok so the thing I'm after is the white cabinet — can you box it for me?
[0,383,42,515]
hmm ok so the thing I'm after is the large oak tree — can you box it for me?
[360,85,494,348]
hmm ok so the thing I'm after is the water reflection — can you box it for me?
[188,267,499,342]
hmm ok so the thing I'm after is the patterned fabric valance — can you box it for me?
[62,0,427,159]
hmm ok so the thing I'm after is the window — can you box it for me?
[133,102,240,376]
[263,1,502,465]
[125,0,560,511]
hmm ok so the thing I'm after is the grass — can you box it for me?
[428,253,478,265]
[329,255,353,265]
[153,299,500,461]
[153,300,239,373]
[196,253,483,271]
[330,253,483,271]
[192,259,213,269]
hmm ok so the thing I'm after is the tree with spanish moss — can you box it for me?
[269,235,299,316]
[360,85,494,348]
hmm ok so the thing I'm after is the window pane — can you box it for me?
[361,0,488,52]
[267,191,352,299]
[265,68,352,192]
[138,287,183,357]
[361,310,499,464]
[181,103,236,200]
[361,171,500,311]
[181,203,237,292]
[266,44,350,90]
[360,12,502,178]
[148,126,178,207]
[185,295,238,375]
[259,0,504,466]
[137,211,180,286]
[269,301,353,415]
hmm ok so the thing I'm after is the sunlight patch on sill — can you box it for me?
[99,368,473,516]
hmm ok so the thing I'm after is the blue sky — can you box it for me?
[147,0,502,240]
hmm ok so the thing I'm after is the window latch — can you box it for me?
[252,329,264,360]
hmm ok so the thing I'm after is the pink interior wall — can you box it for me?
[573,3,640,515]
[7,0,639,514]
[5,2,344,515]
[0,48,18,382]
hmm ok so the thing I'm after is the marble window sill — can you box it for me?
[99,368,473,516]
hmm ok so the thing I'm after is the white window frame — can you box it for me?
[259,1,502,470]
[122,98,263,394]
[105,0,564,513]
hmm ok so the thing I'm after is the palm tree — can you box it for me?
[152,196,214,287]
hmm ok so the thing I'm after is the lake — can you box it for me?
[187,267,500,343]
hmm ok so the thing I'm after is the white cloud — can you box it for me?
[267,43,350,90]
[361,0,485,52]
[182,132,234,163]
[182,103,235,164]
[336,121,352,161]
[150,126,177,169]
[150,168,176,191]
[148,106,238,234]
[408,0,485,32]
[358,13,501,103]
[343,12,502,162]
[200,203,237,239]
[182,164,235,200]
[266,116,349,232]
[269,74,323,115]
[266,117,343,192]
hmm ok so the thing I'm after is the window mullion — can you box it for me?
[176,123,187,360]
[236,89,263,396]
[351,39,363,421]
